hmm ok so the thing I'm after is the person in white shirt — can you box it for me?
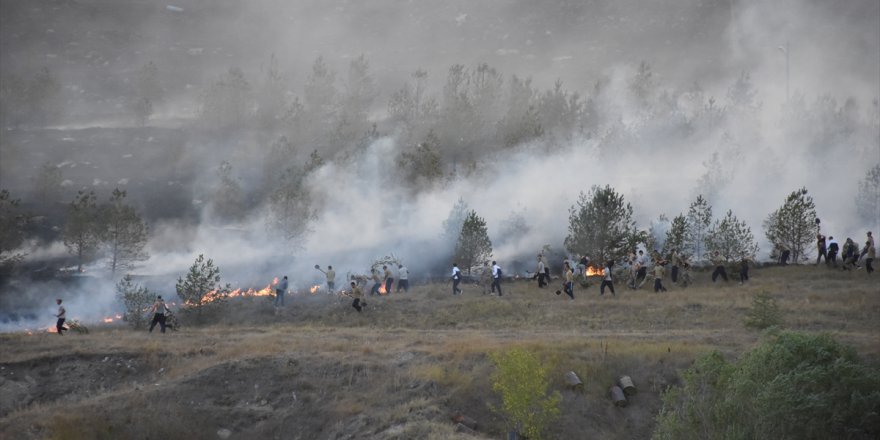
[491,261,503,296]
[55,298,67,335]
[397,264,409,292]
[451,263,462,295]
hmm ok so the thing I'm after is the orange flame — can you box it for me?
[187,279,278,306]
[309,285,320,294]
[378,284,387,295]
[585,266,604,277]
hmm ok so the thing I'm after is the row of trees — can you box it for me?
[0,187,149,277]
[445,183,843,273]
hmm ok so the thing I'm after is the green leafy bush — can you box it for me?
[654,331,880,440]
[489,347,561,440]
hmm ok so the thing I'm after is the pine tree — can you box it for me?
[763,187,818,263]
[442,197,470,245]
[454,210,493,274]
[706,209,759,262]
[685,195,713,261]
[63,190,100,272]
[101,188,149,276]
[564,185,637,265]
[176,254,230,311]
[664,214,689,256]
[116,274,153,329]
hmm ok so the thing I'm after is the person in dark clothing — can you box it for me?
[275,275,288,306]
[779,248,790,265]
[600,261,615,296]
[739,257,750,284]
[842,238,859,270]
[149,295,169,333]
[815,234,827,265]
[827,236,839,267]
[711,252,729,283]
[55,299,66,335]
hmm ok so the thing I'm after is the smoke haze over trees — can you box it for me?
[0,0,878,327]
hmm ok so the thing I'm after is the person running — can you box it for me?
[827,236,839,267]
[383,265,394,293]
[653,260,668,292]
[479,261,492,295]
[275,275,288,306]
[370,268,382,296]
[55,298,66,335]
[600,260,615,296]
[349,281,365,312]
[816,234,827,265]
[711,251,729,283]
[451,263,463,295]
[863,240,875,274]
[536,255,547,288]
[148,295,170,333]
[396,264,409,292]
[491,261,503,296]
[739,257,750,284]
[325,266,336,292]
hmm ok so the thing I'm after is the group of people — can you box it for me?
[814,232,875,273]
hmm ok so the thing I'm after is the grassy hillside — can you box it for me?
[1,265,877,439]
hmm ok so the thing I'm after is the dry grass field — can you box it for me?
[1,265,878,439]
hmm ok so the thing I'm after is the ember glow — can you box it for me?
[585,266,604,277]
[309,285,320,294]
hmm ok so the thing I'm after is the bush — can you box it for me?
[116,274,153,329]
[743,291,782,329]
[489,347,561,440]
[653,331,880,440]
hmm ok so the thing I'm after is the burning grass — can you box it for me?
[1,265,878,439]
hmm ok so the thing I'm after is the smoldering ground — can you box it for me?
[1,0,878,330]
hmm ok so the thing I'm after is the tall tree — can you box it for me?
[664,214,689,256]
[396,129,444,191]
[268,165,315,245]
[101,188,149,276]
[0,189,31,274]
[454,210,493,274]
[212,161,244,221]
[199,67,252,129]
[564,185,637,265]
[856,163,880,230]
[63,190,100,272]
[763,187,818,263]
[706,209,759,262]
[685,195,713,261]
[441,197,470,246]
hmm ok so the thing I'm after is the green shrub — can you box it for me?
[653,331,880,440]
[489,347,561,440]
[743,291,782,329]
